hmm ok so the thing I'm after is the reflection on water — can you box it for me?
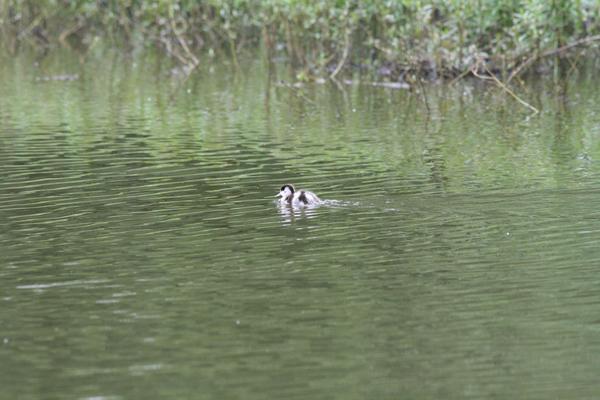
[276,201,322,225]
[1,50,600,400]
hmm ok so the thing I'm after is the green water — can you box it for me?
[1,50,600,399]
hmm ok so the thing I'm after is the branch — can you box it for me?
[508,34,600,83]
[59,19,84,47]
[330,26,352,80]
[170,17,199,68]
[472,59,539,114]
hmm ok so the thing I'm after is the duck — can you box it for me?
[277,184,321,206]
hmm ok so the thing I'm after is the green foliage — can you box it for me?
[2,0,600,77]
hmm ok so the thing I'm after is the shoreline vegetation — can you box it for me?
[3,1,600,87]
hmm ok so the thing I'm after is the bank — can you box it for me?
[3,0,600,84]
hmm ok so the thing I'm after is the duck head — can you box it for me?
[277,184,295,202]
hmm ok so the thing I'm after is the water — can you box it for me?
[1,49,600,399]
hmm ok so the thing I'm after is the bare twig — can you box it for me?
[508,34,600,83]
[472,59,539,114]
[277,81,316,104]
[17,15,45,40]
[330,26,352,80]
[161,36,189,67]
[59,19,84,47]
[168,9,199,71]
[448,66,472,85]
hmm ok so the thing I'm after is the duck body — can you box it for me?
[277,184,321,206]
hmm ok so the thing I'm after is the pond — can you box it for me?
[1,49,600,399]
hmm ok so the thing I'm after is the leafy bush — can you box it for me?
[2,0,599,78]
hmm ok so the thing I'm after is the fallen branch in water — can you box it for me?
[170,18,199,71]
[472,58,539,114]
[161,36,189,67]
[507,34,600,83]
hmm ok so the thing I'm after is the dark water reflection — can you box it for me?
[1,50,600,399]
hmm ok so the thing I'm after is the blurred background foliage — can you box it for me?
[1,0,600,79]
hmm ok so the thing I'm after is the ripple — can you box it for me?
[3,54,600,400]
[17,279,111,290]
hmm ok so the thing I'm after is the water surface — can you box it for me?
[1,50,600,399]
